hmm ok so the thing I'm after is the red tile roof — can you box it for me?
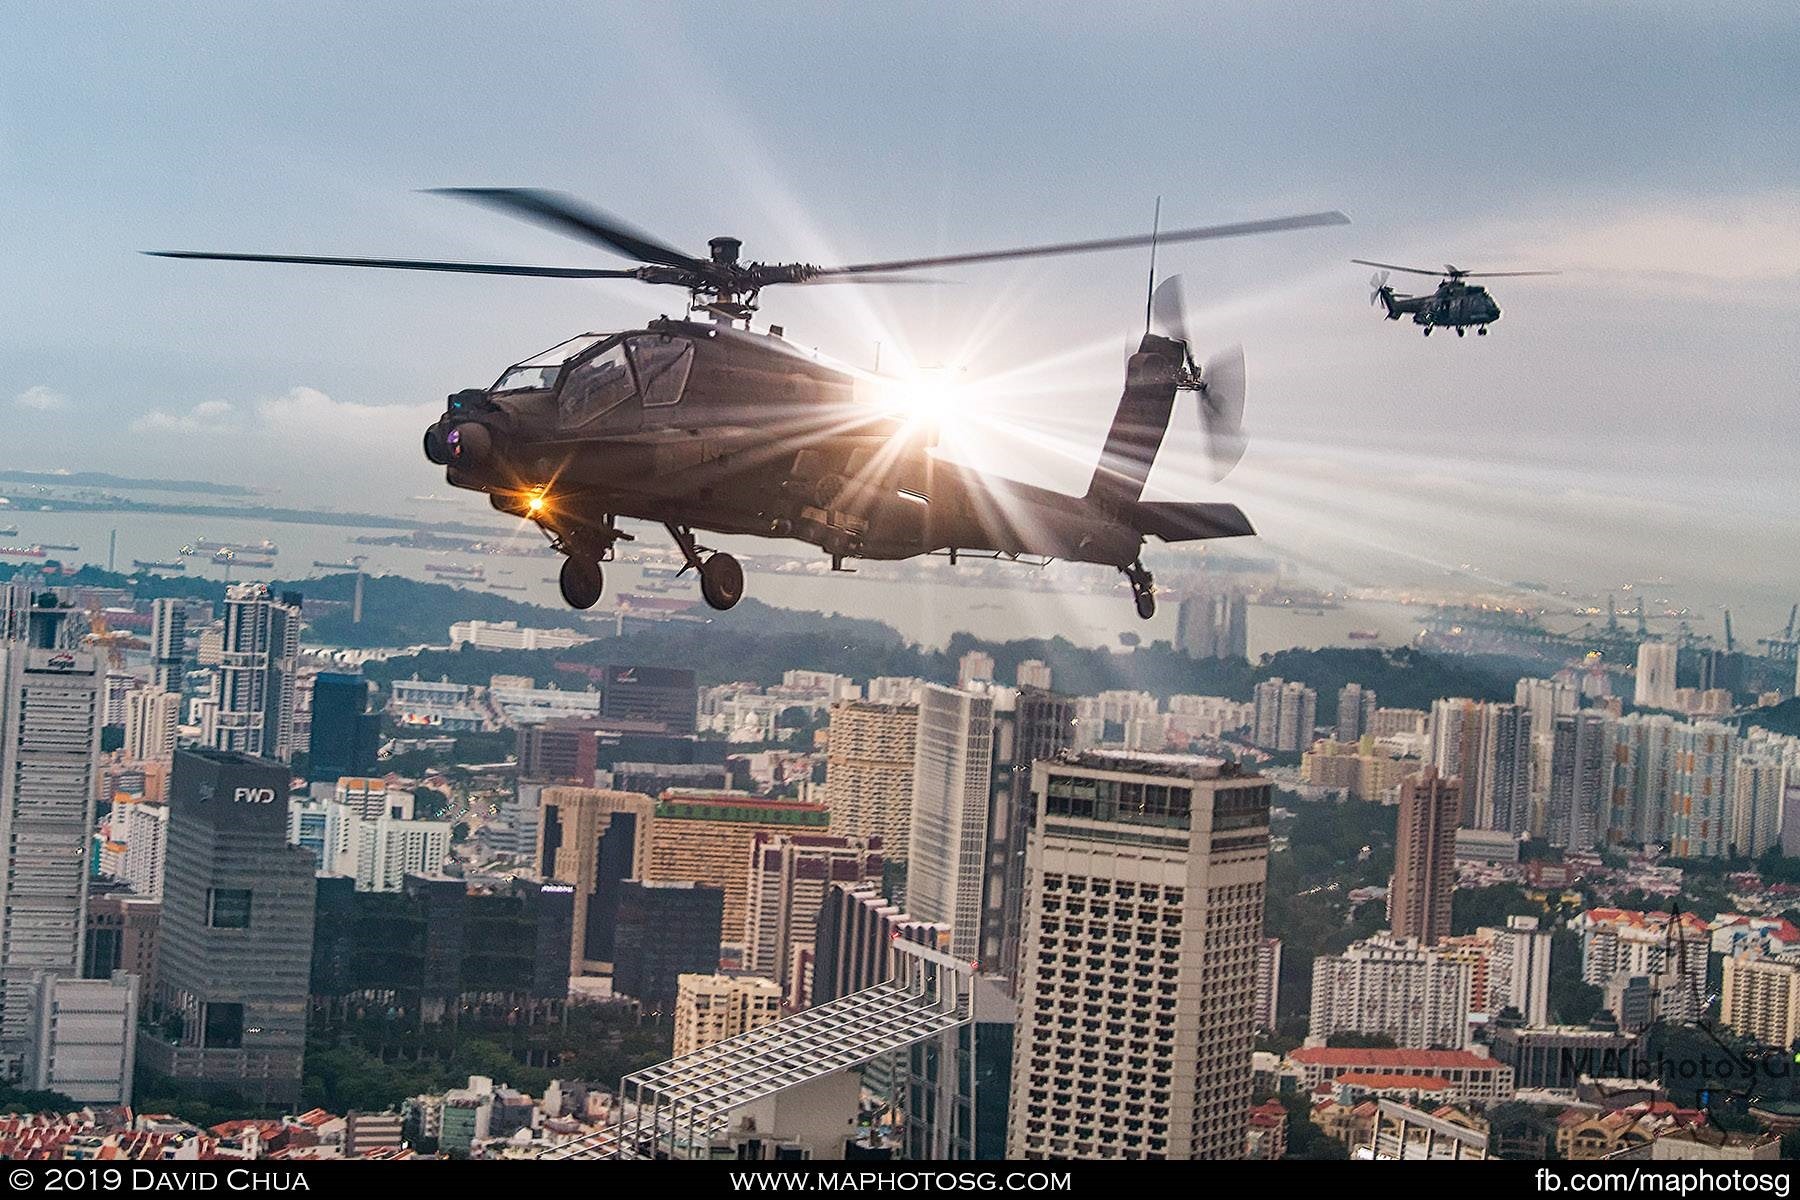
[1289,1047,1501,1070]
[1336,1072,1453,1091]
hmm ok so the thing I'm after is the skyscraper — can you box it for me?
[1429,699,1483,808]
[1634,641,1679,710]
[907,685,996,961]
[148,597,188,693]
[643,792,829,952]
[988,686,1075,984]
[823,701,918,849]
[141,749,316,1104]
[1390,767,1460,945]
[1474,703,1532,835]
[536,787,655,977]
[611,881,724,1014]
[1669,721,1735,858]
[213,584,301,762]
[1336,684,1378,743]
[1252,678,1316,753]
[1733,756,1787,858]
[1548,712,1613,851]
[306,672,380,783]
[1007,754,1270,1160]
[1176,588,1248,660]
[123,687,181,764]
[0,587,102,1065]
[743,832,883,1006]
[810,882,948,1006]
[1489,915,1553,1026]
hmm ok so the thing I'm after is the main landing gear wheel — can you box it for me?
[1456,327,1466,337]
[699,552,744,611]
[1123,561,1156,620]
[1423,327,1432,337]
[558,556,604,610]
[1477,327,1488,336]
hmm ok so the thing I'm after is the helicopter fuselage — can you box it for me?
[425,319,1159,572]
[1376,280,1502,330]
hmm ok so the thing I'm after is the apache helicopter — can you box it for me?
[1353,258,1557,336]
[150,189,1347,618]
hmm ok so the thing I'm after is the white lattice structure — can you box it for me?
[542,939,973,1160]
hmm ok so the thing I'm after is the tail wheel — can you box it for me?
[558,556,604,610]
[1135,589,1156,620]
[699,552,744,611]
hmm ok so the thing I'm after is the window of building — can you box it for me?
[203,1002,244,1048]
[208,887,253,929]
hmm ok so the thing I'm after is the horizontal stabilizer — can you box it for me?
[1133,501,1255,543]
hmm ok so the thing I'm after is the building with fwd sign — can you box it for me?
[139,748,315,1104]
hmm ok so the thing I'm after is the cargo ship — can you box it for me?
[1348,629,1380,641]
[427,562,485,580]
[133,559,186,573]
[0,545,46,559]
[40,543,79,553]
[184,537,280,557]
[213,549,275,568]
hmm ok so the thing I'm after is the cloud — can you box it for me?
[252,386,437,437]
[13,386,67,411]
[132,399,236,433]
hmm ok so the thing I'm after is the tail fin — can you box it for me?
[1377,287,1401,319]
[1086,333,1182,509]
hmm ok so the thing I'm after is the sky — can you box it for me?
[2,1,1796,630]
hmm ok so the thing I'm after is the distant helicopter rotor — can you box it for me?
[1351,257,1560,282]
[147,188,1350,323]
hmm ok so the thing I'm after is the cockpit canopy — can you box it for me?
[490,332,696,426]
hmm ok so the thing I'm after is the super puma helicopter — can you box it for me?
[1355,258,1558,336]
[150,189,1347,618]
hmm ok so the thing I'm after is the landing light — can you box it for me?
[527,494,546,514]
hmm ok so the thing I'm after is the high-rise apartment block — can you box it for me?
[1252,678,1316,753]
[1007,753,1270,1160]
[212,584,301,762]
[822,701,918,850]
[1336,684,1378,743]
[1390,767,1460,945]
[1634,641,1679,711]
[1177,589,1248,661]
[744,833,883,1006]
[672,973,782,1056]
[1309,935,1474,1050]
[124,688,181,764]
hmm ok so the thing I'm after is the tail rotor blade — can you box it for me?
[1369,270,1389,306]
[1149,274,1188,344]
[1199,344,1247,481]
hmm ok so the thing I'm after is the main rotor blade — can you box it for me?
[813,210,1350,277]
[428,187,705,271]
[143,251,641,278]
[1460,270,1561,278]
[1350,258,1445,277]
